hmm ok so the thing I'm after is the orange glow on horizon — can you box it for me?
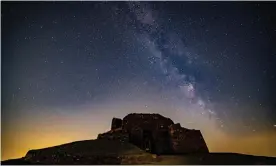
[2,106,276,160]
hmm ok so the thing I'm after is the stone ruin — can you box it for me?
[97,113,209,155]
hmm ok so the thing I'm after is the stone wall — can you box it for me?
[122,113,174,132]
[169,123,209,154]
[111,118,123,130]
[98,113,209,155]
[153,130,171,154]
[122,113,174,153]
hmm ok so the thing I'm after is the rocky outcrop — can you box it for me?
[97,113,209,155]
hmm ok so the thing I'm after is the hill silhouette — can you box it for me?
[2,113,276,165]
[2,139,276,165]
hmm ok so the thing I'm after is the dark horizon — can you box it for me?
[2,1,276,160]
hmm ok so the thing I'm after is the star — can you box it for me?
[2,2,276,160]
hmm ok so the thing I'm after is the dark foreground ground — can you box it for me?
[2,139,276,165]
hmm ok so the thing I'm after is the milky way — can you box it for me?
[2,1,276,160]
[127,1,215,114]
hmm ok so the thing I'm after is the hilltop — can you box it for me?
[2,139,276,165]
[2,113,276,165]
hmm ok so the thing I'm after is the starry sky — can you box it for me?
[2,1,276,160]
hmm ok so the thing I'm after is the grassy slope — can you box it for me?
[25,139,147,156]
[2,139,276,165]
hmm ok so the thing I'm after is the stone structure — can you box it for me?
[97,113,209,154]
[111,118,123,130]
[169,123,209,154]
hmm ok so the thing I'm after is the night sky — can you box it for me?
[2,1,276,160]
